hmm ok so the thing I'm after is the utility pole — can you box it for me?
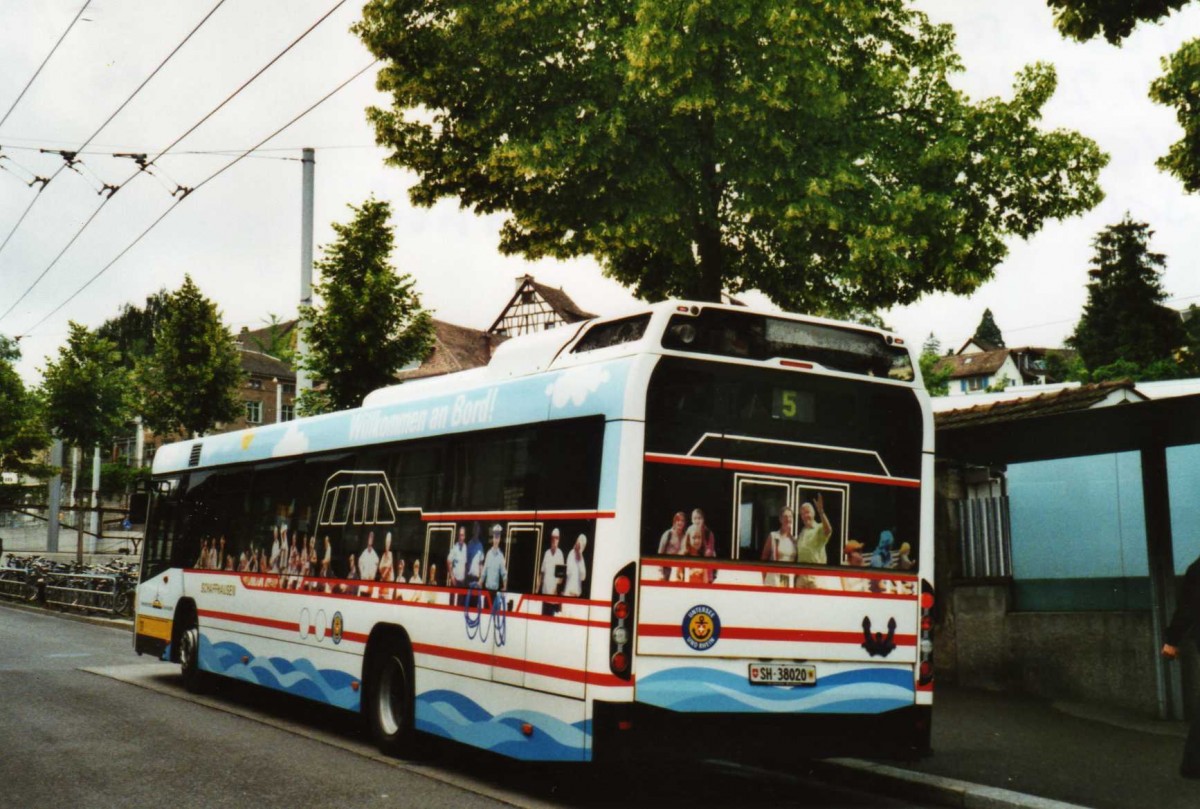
[295,147,315,404]
[46,439,62,553]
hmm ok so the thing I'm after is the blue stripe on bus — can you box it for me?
[636,666,914,715]
[196,634,361,711]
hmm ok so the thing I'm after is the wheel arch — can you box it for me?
[170,597,198,664]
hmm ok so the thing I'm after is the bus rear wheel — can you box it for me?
[366,639,415,757]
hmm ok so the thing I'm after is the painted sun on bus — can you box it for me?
[134,301,935,764]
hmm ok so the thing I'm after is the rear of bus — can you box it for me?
[602,305,933,763]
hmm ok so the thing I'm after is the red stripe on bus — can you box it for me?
[637,623,917,647]
[646,559,918,582]
[411,642,633,687]
[644,453,920,488]
[643,453,721,469]
[639,579,918,601]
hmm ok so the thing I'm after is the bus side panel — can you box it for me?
[414,667,589,761]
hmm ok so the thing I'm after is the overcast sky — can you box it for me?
[2,0,1199,385]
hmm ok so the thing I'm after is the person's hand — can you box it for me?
[815,492,825,515]
[1162,643,1179,660]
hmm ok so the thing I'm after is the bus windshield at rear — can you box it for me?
[641,357,922,576]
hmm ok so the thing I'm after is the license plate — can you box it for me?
[748,662,817,686]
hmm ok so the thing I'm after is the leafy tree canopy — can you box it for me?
[96,289,172,371]
[357,0,1106,315]
[1067,216,1186,375]
[1150,39,1200,192]
[972,308,1005,348]
[0,335,51,477]
[1047,0,1188,44]
[300,198,434,413]
[138,276,244,438]
[41,322,132,450]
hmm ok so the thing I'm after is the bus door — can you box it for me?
[490,523,540,687]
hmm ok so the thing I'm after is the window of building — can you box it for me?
[245,400,263,424]
[280,404,295,422]
[247,378,263,390]
[282,383,295,396]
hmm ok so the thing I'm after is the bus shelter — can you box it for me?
[933,381,1200,720]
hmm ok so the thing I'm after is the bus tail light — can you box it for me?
[919,579,934,687]
[610,562,636,680]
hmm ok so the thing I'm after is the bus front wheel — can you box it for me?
[178,614,208,694]
[366,638,415,757]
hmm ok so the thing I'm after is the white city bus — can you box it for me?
[134,301,934,763]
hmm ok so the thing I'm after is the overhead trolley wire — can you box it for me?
[0,0,230,263]
[0,0,348,326]
[0,1,92,132]
[17,60,378,338]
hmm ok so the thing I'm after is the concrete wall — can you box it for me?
[948,581,1166,716]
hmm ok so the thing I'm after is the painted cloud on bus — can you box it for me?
[271,422,311,458]
[546,365,611,409]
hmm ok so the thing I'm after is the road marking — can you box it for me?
[47,652,92,658]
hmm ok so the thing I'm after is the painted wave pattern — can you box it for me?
[197,634,361,711]
[416,689,590,761]
[638,666,915,715]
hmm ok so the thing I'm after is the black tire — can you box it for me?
[177,612,208,694]
[114,590,133,617]
[366,638,415,757]
[24,581,39,603]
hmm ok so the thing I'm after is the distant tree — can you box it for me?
[138,276,244,437]
[0,335,51,478]
[918,350,952,397]
[96,289,172,371]
[1047,0,1188,44]
[921,332,943,357]
[41,323,132,451]
[972,309,1005,349]
[357,1,1106,313]
[300,198,434,413]
[1068,217,1186,376]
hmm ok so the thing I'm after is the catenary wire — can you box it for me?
[0,0,348,326]
[0,1,92,132]
[0,0,229,262]
[17,60,377,338]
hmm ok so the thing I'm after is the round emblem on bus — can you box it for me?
[331,611,344,646]
[682,604,720,651]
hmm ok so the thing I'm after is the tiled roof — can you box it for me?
[527,277,597,322]
[396,319,505,380]
[935,381,1143,430]
[935,348,1011,379]
[240,348,294,379]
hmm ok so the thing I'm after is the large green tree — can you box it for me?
[300,198,434,413]
[0,335,50,477]
[356,0,1106,313]
[138,276,244,437]
[1068,216,1186,375]
[41,323,132,450]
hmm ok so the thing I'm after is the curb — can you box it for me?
[814,758,1090,809]
[0,599,133,632]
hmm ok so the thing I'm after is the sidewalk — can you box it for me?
[818,685,1196,809]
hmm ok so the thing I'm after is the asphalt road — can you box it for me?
[0,604,935,808]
